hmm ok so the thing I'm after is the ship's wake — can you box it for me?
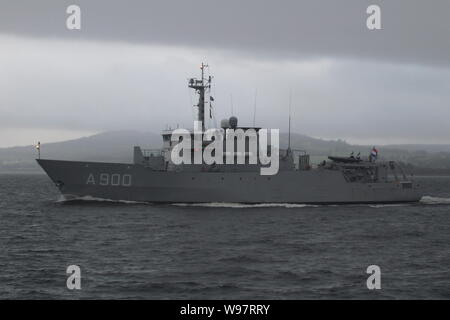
[172,202,320,208]
[175,197,450,208]
[56,195,147,205]
[368,203,411,208]
[54,195,450,207]
[419,196,450,205]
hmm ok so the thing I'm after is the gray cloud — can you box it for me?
[1,0,450,66]
[1,35,450,146]
[1,1,450,147]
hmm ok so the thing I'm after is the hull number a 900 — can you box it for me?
[86,173,132,186]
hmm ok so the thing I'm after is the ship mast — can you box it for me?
[188,63,211,131]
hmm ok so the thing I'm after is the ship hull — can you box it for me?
[37,159,423,204]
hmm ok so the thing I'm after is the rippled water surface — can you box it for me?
[1,174,450,299]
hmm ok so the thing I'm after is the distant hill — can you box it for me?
[1,130,450,173]
[0,131,161,172]
[384,144,450,154]
[279,133,450,171]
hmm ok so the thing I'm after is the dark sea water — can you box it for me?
[1,174,450,299]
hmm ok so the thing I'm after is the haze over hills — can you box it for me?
[0,131,160,172]
[0,130,450,173]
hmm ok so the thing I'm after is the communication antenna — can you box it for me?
[252,89,257,127]
[230,93,234,115]
[288,90,292,151]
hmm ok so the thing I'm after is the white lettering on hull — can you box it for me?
[86,173,132,187]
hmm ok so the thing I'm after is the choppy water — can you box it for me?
[1,174,450,299]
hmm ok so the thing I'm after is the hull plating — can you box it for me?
[37,159,423,204]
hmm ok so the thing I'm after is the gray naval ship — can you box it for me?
[37,64,423,204]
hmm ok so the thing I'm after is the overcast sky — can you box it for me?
[1,0,450,147]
